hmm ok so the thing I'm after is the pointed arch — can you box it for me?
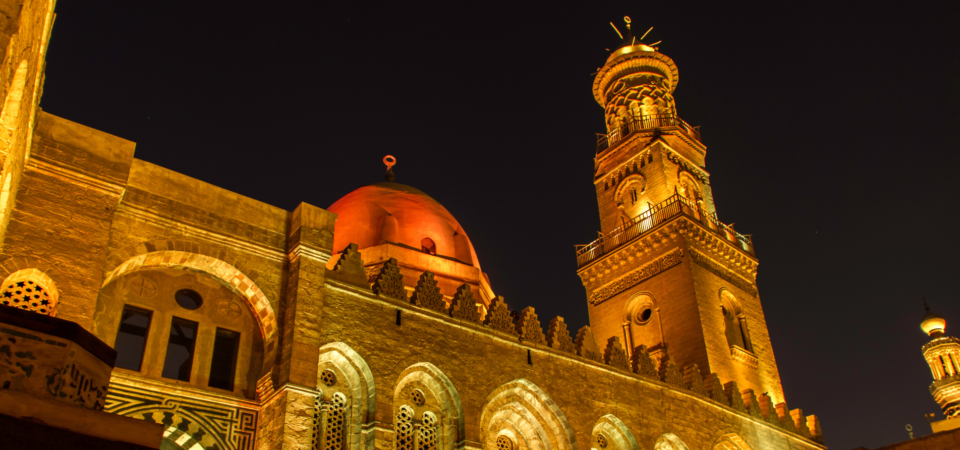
[590,415,638,450]
[713,434,752,450]
[393,362,464,450]
[318,342,377,450]
[653,433,690,450]
[479,379,575,450]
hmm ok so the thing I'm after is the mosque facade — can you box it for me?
[0,4,826,450]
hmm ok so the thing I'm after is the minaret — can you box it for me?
[577,19,785,406]
[921,303,960,425]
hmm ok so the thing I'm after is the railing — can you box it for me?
[575,194,754,268]
[596,113,702,154]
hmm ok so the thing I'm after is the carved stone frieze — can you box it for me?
[588,247,683,305]
[730,345,760,369]
[663,148,709,184]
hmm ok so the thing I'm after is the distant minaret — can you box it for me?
[920,302,960,424]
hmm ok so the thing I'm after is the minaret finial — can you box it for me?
[383,155,396,182]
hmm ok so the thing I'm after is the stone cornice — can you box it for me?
[578,216,757,287]
[116,203,287,263]
[28,156,126,196]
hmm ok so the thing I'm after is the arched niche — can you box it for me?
[392,362,464,450]
[622,292,662,353]
[479,379,575,450]
[99,250,278,375]
[317,342,377,450]
[590,415,638,450]
[96,266,264,398]
[719,288,752,352]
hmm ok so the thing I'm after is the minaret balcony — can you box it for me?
[575,194,754,268]
[596,113,702,154]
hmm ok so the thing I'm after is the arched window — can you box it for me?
[720,289,752,352]
[591,415,639,450]
[393,363,463,450]
[0,268,59,316]
[421,237,437,255]
[314,391,348,450]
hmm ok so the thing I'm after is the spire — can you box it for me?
[921,298,947,338]
[383,155,396,182]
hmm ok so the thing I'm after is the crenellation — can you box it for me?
[546,316,575,353]
[683,364,707,396]
[449,284,481,323]
[604,336,631,371]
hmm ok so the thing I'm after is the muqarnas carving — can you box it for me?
[372,258,406,300]
[483,296,516,336]
[546,317,575,353]
[574,326,603,362]
[631,345,658,378]
[515,307,545,345]
[449,284,481,323]
[410,271,446,313]
[604,337,630,371]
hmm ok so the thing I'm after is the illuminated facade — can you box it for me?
[0,7,825,450]
[920,304,960,433]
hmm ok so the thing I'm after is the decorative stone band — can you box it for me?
[730,345,759,369]
[589,248,683,305]
[923,336,960,354]
[688,248,757,296]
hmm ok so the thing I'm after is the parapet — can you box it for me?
[327,246,825,445]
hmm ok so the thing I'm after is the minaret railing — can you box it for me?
[575,194,754,268]
[596,113,702,154]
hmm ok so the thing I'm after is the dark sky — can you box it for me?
[41,2,959,449]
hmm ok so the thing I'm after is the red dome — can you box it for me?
[327,182,481,269]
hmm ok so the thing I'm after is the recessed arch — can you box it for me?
[101,250,277,374]
[318,342,377,450]
[479,379,575,450]
[653,433,690,450]
[713,434,752,450]
[590,415,638,450]
[393,362,464,450]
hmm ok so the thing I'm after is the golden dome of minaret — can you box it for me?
[922,300,947,337]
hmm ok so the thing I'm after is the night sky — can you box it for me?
[41,2,959,449]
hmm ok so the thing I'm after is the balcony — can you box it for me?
[596,113,702,154]
[575,194,754,268]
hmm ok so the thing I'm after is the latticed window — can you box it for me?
[1,278,55,315]
[314,392,348,450]
[496,435,514,450]
[418,412,438,450]
[396,405,415,450]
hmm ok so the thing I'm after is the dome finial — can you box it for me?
[383,155,396,182]
[921,298,947,338]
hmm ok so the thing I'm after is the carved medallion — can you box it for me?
[217,300,242,319]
